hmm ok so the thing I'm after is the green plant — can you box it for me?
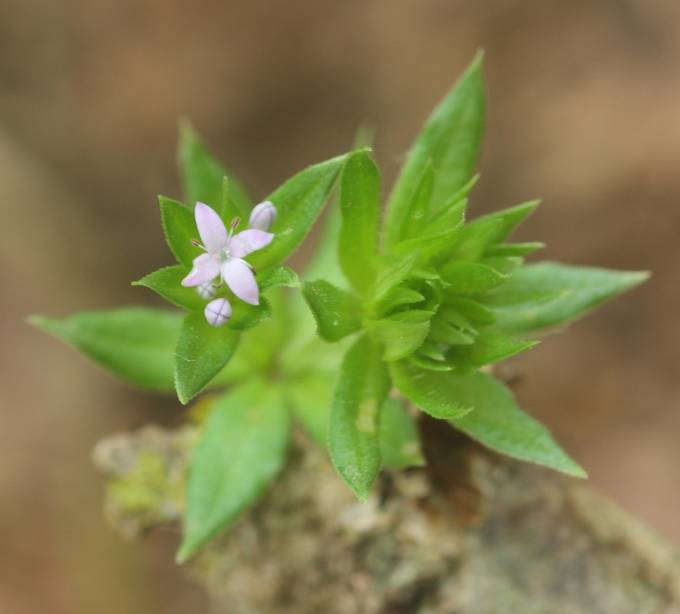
[32,53,647,563]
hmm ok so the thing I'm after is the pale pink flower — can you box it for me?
[181,202,274,306]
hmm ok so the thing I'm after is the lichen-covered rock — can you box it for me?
[92,425,195,539]
[93,423,680,613]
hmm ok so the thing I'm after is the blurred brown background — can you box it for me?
[2,1,679,612]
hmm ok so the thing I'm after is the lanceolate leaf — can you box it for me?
[302,280,363,342]
[177,382,290,563]
[287,371,335,449]
[289,371,424,471]
[446,219,505,262]
[133,265,203,312]
[220,176,250,221]
[486,242,545,258]
[489,262,650,334]
[390,360,472,420]
[258,266,300,292]
[30,308,181,392]
[339,149,380,295]
[440,260,506,295]
[159,196,202,268]
[448,372,586,477]
[447,328,537,368]
[445,297,496,325]
[385,52,486,247]
[174,313,240,404]
[379,398,425,469]
[374,286,426,315]
[330,335,390,500]
[249,153,348,269]
[178,120,252,215]
[371,310,432,361]
[399,161,434,240]
[468,200,540,246]
[372,252,420,302]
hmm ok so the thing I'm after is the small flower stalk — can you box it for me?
[182,201,276,326]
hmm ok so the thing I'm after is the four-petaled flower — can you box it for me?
[182,202,275,324]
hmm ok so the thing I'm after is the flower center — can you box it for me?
[219,247,232,262]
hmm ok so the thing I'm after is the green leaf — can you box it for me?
[468,200,540,246]
[229,298,272,331]
[390,360,472,420]
[330,335,390,500]
[133,265,203,312]
[429,318,476,346]
[371,310,432,361]
[488,262,650,333]
[440,261,507,295]
[179,120,251,215]
[30,308,181,392]
[485,242,545,258]
[374,286,425,315]
[442,218,504,262]
[409,353,455,372]
[447,328,537,368]
[372,252,420,302]
[174,313,240,404]
[448,372,586,477]
[399,161,434,239]
[301,202,344,286]
[445,297,496,325]
[428,174,477,222]
[479,255,524,275]
[302,280,363,342]
[391,198,466,262]
[249,153,348,269]
[257,265,300,292]
[385,52,485,247]
[219,176,250,221]
[287,371,335,448]
[379,398,425,469]
[159,196,202,268]
[339,149,380,295]
[177,382,290,562]
[289,372,424,471]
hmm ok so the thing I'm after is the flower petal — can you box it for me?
[195,202,228,253]
[181,254,220,287]
[204,298,232,327]
[228,229,274,258]
[221,258,259,305]
[249,201,277,231]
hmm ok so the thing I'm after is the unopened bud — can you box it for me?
[249,201,277,232]
[204,298,232,327]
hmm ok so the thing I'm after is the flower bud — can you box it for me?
[197,281,217,300]
[204,298,232,327]
[249,200,277,232]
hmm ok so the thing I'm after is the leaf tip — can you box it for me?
[473,48,485,65]
[174,541,195,565]
[26,314,46,329]
[178,117,196,143]
[629,270,652,286]
[569,464,589,480]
